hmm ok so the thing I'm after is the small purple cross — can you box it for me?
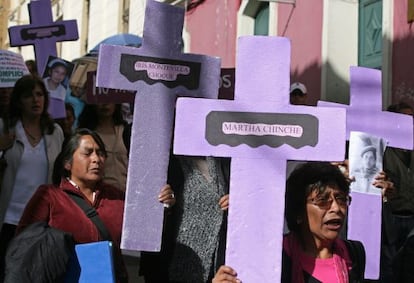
[8,0,78,75]
[96,0,221,252]
[318,66,414,279]
[174,36,346,282]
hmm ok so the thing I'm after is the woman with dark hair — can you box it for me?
[0,74,64,279]
[78,103,131,191]
[213,162,366,283]
[17,128,176,282]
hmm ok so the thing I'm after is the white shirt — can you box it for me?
[4,121,48,225]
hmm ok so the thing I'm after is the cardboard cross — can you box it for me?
[95,0,221,253]
[318,66,413,149]
[318,66,413,279]
[8,0,79,75]
[173,36,346,282]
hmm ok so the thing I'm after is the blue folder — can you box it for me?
[65,241,115,283]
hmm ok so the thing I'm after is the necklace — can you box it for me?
[23,126,42,145]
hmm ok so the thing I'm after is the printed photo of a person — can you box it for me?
[349,131,386,195]
[43,56,74,101]
[42,56,74,119]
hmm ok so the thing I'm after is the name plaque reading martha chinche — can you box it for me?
[205,111,319,148]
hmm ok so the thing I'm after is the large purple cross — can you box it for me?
[318,66,413,279]
[8,0,78,75]
[174,36,346,282]
[95,0,221,253]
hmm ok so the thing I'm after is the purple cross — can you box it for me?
[318,66,413,149]
[318,66,414,279]
[173,36,346,282]
[95,0,221,252]
[8,0,78,75]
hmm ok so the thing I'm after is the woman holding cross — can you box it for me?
[15,128,176,282]
[213,162,366,283]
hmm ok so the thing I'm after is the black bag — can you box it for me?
[4,222,75,283]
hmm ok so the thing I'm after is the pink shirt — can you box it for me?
[283,234,352,283]
[299,251,347,282]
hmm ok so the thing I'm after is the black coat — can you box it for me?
[4,222,75,283]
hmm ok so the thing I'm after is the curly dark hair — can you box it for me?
[8,74,55,134]
[285,162,350,233]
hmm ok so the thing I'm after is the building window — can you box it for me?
[254,2,269,35]
[358,0,382,69]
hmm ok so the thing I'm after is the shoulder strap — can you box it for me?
[66,192,112,241]
[344,239,366,282]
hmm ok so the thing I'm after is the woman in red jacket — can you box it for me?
[17,128,175,282]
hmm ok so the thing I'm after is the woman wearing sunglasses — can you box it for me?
[213,161,365,283]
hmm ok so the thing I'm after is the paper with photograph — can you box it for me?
[349,131,387,195]
[42,56,74,118]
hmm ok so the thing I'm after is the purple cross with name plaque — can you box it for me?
[173,36,347,282]
[318,66,414,279]
[8,0,78,75]
[96,0,221,253]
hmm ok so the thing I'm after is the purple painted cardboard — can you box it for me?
[174,36,346,283]
[318,66,414,279]
[8,0,78,75]
[348,192,382,279]
[318,66,413,150]
[96,0,221,252]
[48,97,66,119]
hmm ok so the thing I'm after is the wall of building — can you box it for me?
[8,0,32,61]
[3,0,410,110]
[321,0,358,104]
[392,0,414,107]
[61,2,85,61]
[277,0,323,105]
[5,0,147,63]
[185,0,241,68]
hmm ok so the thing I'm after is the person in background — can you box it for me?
[78,103,130,191]
[0,75,64,280]
[289,82,308,106]
[378,102,414,282]
[55,103,76,140]
[16,128,175,282]
[25,60,38,77]
[140,156,230,283]
[0,87,13,120]
[213,162,366,283]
